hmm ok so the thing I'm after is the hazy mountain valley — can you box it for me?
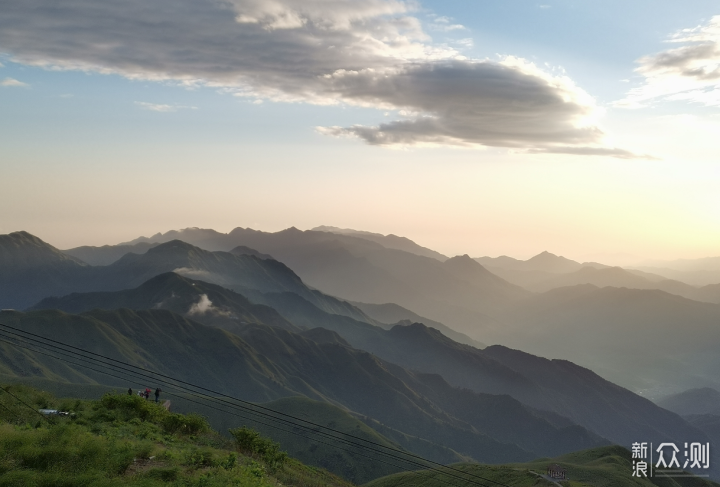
[2,227,720,485]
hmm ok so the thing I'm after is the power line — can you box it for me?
[0,322,501,484]
[0,385,51,423]
[0,333,439,482]
[0,330,484,487]
[0,323,508,487]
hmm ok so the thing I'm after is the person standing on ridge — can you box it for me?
[128,387,132,396]
[145,387,151,400]
[155,387,162,403]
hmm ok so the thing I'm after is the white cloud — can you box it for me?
[619,16,720,108]
[187,293,234,317]
[135,101,196,112]
[0,0,636,156]
[454,38,474,49]
[1,77,28,87]
[428,16,465,32]
[188,294,213,315]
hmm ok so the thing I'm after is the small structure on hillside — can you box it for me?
[547,464,567,479]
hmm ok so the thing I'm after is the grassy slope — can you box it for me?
[0,383,352,487]
[0,309,544,466]
[365,446,720,487]
[0,376,466,484]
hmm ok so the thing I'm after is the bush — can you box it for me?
[184,446,217,468]
[229,426,288,471]
[99,392,163,422]
[162,412,209,436]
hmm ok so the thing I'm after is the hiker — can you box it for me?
[145,388,151,400]
[155,387,161,403]
[128,387,132,396]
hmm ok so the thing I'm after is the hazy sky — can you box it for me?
[1,0,719,262]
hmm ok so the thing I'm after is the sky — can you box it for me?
[1,0,719,263]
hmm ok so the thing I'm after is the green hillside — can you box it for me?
[365,446,720,487]
[0,384,352,487]
[0,308,609,469]
[0,376,467,484]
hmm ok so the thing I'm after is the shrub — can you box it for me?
[184,446,217,468]
[162,412,209,435]
[99,392,163,422]
[219,452,237,470]
[229,427,287,471]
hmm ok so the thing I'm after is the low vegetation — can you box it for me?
[0,384,352,487]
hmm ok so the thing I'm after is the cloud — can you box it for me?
[187,294,234,317]
[1,77,28,87]
[428,16,465,32]
[0,0,626,154]
[188,294,213,315]
[135,101,196,112]
[317,57,611,151]
[527,146,659,160]
[619,16,720,108]
[173,267,217,281]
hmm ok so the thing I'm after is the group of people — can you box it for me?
[127,386,162,403]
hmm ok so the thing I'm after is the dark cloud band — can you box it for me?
[0,0,639,156]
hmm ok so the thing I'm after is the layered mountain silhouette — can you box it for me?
[311,226,448,261]
[6,227,720,480]
[636,256,720,286]
[64,241,274,266]
[31,272,299,334]
[476,251,607,274]
[1,232,370,324]
[492,285,720,393]
[0,231,91,309]
[477,251,720,304]
[10,230,720,398]
[347,300,485,348]
[0,308,608,463]
[657,388,720,417]
[63,241,160,266]
[29,274,704,450]
[65,227,529,336]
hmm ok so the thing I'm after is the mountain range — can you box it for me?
[9,229,720,395]
[27,272,705,451]
[4,227,720,482]
[0,307,607,465]
[477,251,720,304]
[66,226,528,336]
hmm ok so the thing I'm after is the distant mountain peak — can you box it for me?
[0,230,87,267]
[529,250,564,261]
[311,225,448,261]
[447,253,474,262]
[444,253,499,277]
[146,239,199,254]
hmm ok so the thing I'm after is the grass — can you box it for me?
[0,384,353,487]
